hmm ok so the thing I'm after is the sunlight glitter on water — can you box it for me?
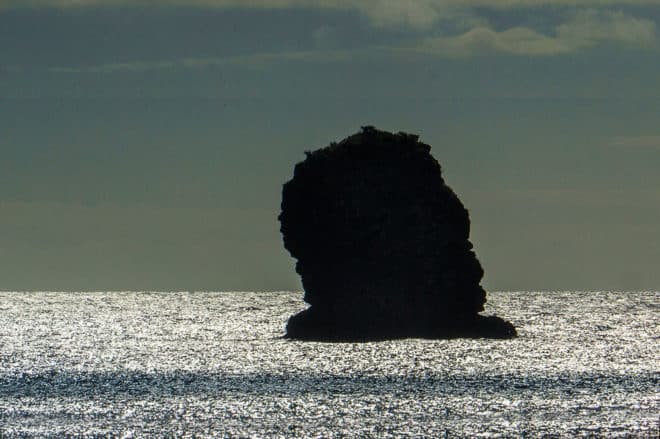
[0,291,658,437]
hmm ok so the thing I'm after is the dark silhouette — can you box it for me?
[279,127,516,341]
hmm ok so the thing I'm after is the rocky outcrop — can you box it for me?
[279,127,516,341]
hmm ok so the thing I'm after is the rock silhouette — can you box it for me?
[280,127,516,341]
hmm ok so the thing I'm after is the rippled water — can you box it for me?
[0,291,657,437]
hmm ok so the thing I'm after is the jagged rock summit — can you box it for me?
[279,127,516,341]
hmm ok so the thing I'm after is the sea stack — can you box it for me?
[279,127,516,341]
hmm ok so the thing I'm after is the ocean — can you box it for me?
[0,291,657,437]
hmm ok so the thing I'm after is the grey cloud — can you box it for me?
[351,0,458,30]
[46,7,658,75]
[39,6,659,74]
[558,9,657,47]
[4,0,660,6]
[3,1,660,30]
[0,0,460,30]
[420,27,572,56]
[417,10,657,56]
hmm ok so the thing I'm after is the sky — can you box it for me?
[1,0,659,291]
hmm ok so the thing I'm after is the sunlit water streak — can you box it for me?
[0,291,657,437]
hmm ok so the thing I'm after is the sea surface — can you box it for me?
[0,291,657,438]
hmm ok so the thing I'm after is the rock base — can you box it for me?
[285,307,516,342]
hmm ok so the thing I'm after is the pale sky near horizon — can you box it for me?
[1,0,659,291]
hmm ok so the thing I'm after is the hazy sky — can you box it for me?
[1,0,659,291]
